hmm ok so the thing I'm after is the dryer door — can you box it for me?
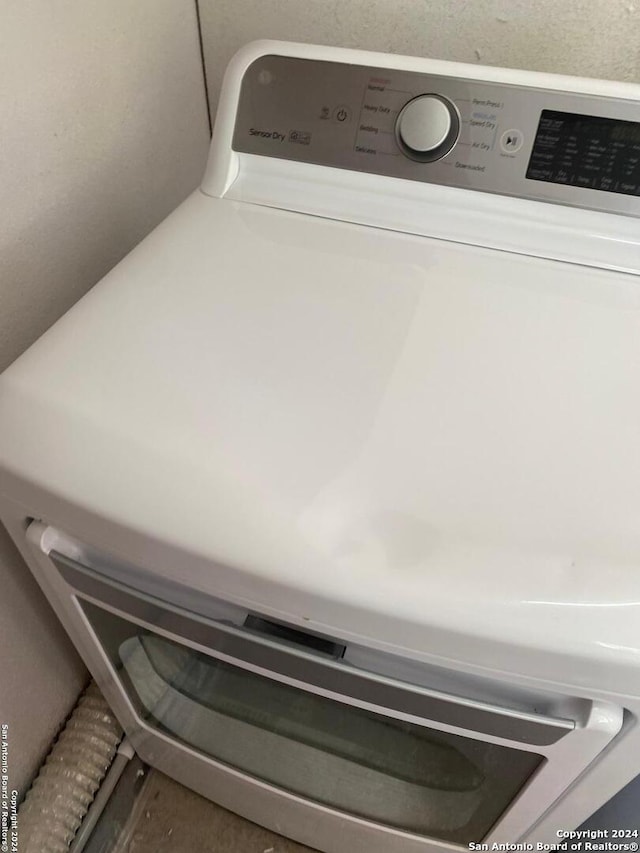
[28,524,623,849]
[78,595,542,843]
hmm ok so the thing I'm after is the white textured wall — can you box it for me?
[0,0,210,795]
[199,0,640,118]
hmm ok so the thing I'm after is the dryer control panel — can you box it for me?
[232,55,640,217]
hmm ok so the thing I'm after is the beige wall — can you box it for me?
[199,0,640,118]
[0,0,210,795]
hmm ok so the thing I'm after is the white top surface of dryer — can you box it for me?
[2,41,640,687]
[1,188,640,684]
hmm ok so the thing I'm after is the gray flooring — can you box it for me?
[84,756,148,853]
[112,769,317,853]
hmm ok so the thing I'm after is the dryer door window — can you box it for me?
[80,599,543,844]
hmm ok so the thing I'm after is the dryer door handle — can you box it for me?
[48,547,575,748]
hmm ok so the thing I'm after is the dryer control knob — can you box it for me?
[396,95,459,162]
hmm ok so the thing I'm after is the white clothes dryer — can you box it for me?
[1,41,640,851]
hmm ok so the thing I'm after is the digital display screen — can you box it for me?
[527,110,640,196]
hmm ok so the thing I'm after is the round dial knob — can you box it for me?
[396,95,459,162]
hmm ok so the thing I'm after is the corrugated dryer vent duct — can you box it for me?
[17,681,123,853]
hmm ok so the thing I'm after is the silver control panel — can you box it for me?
[232,55,640,217]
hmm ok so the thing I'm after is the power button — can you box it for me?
[333,105,351,123]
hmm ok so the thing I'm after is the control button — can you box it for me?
[500,129,524,153]
[333,105,351,123]
[395,95,460,162]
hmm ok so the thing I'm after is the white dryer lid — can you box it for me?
[1,190,640,679]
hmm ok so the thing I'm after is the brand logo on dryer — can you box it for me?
[248,128,285,142]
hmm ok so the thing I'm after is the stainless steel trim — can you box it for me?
[52,551,573,746]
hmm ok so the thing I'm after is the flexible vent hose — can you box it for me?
[17,682,123,853]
